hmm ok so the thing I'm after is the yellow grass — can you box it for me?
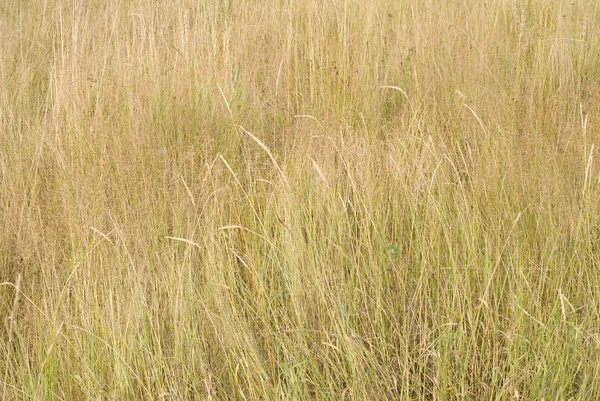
[1,0,600,399]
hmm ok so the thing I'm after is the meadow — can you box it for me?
[1,0,600,399]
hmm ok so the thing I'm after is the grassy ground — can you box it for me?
[1,0,600,399]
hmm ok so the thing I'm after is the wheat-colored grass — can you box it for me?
[1,0,600,399]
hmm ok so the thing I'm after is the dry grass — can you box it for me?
[1,0,600,399]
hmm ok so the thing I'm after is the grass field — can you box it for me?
[1,0,600,399]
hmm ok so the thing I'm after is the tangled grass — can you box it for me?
[1,0,600,399]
